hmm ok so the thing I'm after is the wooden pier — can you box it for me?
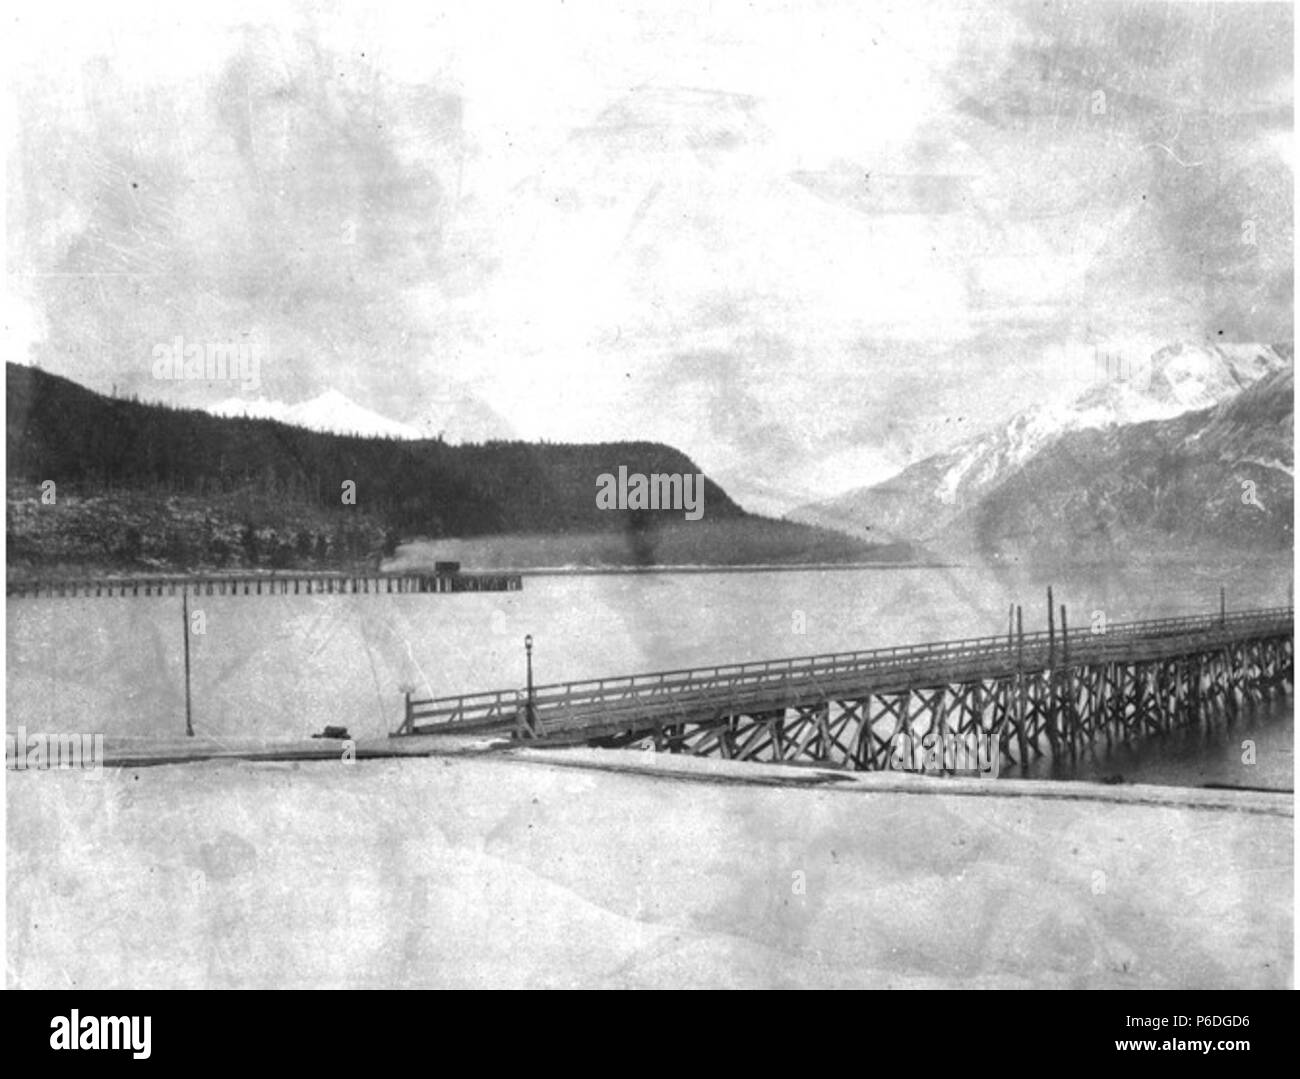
[394,603,1293,775]
[6,570,522,599]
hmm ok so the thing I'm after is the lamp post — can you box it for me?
[524,634,536,734]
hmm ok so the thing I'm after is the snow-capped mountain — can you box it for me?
[948,365,1294,562]
[207,389,422,440]
[790,342,1292,543]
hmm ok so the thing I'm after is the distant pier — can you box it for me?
[6,570,522,599]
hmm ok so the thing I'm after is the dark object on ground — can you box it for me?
[434,561,461,574]
[311,726,351,740]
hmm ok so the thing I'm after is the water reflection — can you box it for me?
[1008,691,1293,791]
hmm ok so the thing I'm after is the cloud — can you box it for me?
[12,18,479,410]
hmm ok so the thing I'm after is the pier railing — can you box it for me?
[397,606,1293,735]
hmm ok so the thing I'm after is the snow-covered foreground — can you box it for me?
[7,748,1291,988]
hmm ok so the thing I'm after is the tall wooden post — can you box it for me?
[1045,586,1058,759]
[1015,605,1028,772]
[182,586,194,737]
[1220,586,1226,627]
[995,603,1013,772]
[1047,587,1055,665]
[1061,604,1075,761]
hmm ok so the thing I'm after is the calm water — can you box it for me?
[1013,696,1292,790]
[7,561,1292,789]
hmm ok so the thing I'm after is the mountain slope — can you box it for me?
[7,363,746,533]
[936,366,1293,561]
[792,342,1291,544]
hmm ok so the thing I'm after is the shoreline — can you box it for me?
[6,559,951,585]
[470,560,950,577]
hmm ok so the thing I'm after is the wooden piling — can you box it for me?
[1061,603,1077,761]
[1043,588,1061,762]
[1047,586,1055,665]
[1015,606,1029,771]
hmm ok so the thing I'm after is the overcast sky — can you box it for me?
[5,0,1293,513]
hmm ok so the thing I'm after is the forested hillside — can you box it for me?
[6,364,902,573]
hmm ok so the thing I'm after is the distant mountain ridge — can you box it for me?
[791,341,1292,551]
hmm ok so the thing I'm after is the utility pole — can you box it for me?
[183,586,194,737]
